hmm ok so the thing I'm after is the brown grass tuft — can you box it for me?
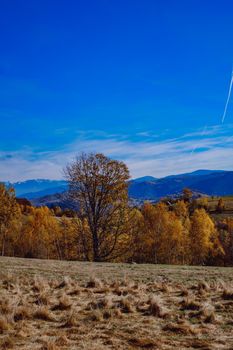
[112,308,122,318]
[198,281,210,291]
[163,321,198,335]
[160,282,172,293]
[146,296,168,318]
[0,316,10,333]
[87,295,113,310]
[0,336,14,349]
[118,296,134,313]
[112,284,122,296]
[1,274,15,291]
[35,291,50,305]
[56,276,71,289]
[88,309,103,321]
[67,287,81,296]
[0,298,12,315]
[86,276,103,289]
[128,337,160,348]
[60,312,78,328]
[52,294,72,311]
[32,276,48,293]
[198,303,220,324]
[41,341,59,350]
[14,306,31,322]
[203,312,217,324]
[190,339,213,349]
[33,306,55,321]
[180,297,200,311]
[102,309,112,319]
[180,287,189,297]
[222,288,233,300]
[120,276,129,287]
[55,335,69,346]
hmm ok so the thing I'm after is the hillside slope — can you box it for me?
[129,170,233,200]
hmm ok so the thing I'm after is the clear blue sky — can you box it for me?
[1,0,233,181]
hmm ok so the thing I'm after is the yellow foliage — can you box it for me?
[190,209,220,265]
[0,184,21,256]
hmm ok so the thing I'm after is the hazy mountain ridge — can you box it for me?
[5,169,233,207]
[22,185,68,199]
[129,170,233,200]
[6,179,67,198]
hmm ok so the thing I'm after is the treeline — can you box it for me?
[1,184,233,266]
[0,153,233,266]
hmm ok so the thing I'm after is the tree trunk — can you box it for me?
[1,233,5,256]
[92,229,100,261]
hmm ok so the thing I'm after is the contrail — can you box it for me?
[221,69,233,124]
[191,68,233,156]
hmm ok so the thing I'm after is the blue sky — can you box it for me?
[1,0,233,181]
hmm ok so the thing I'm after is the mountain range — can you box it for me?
[5,169,233,207]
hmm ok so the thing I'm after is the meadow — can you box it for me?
[0,257,233,349]
[208,196,233,220]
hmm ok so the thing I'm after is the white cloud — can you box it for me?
[1,124,233,182]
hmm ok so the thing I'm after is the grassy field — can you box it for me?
[207,196,233,220]
[0,258,233,349]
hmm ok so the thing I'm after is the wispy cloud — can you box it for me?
[0,124,233,182]
[181,125,226,138]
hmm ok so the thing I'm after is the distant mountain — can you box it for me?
[185,169,225,176]
[165,169,226,178]
[131,176,157,183]
[31,192,66,208]
[6,169,233,208]
[22,185,68,200]
[31,192,78,210]
[129,170,233,200]
[6,179,67,198]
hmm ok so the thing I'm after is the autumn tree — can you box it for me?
[158,210,184,264]
[65,153,130,262]
[173,200,191,263]
[217,218,233,266]
[182,188,193,202]
[136,202,186,264]
[56,217,82,260]
[0,184,21,256]
[216,198,225,213]
[190,208,223,265]
[18,206,60,259]
[129,209,145,262]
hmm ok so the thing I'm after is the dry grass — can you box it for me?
[52,294,72,311]
[40,341,60,350]
[60,311,79,328]
[0,317,10,333]
[128,337,160,348]
[118,296,134,313]
[33,306,55,321]
[13,306,31,321]
[222,288,233,300]
[180,297,201,311]
[0,257,233,349]
[146,295,168,318]
[55,276,71,289]
[163,320,198,335]
[0,336,14,349]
